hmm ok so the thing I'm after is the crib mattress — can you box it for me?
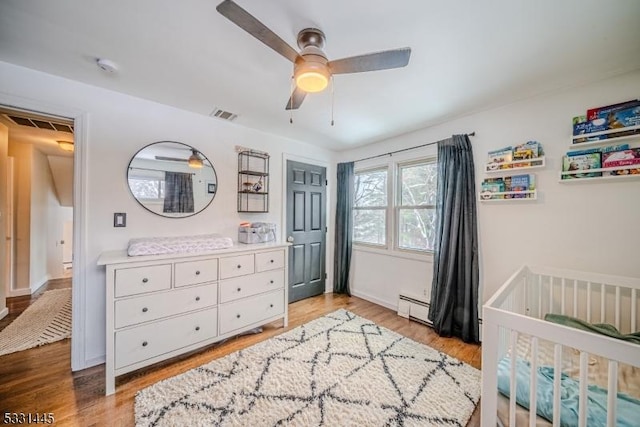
[127,234,234,256]
[497,336,640,427]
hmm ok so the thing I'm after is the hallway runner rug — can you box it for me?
[135,309,481,426]
[0,288,72,356]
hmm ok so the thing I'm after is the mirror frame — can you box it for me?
[126,140,217,218]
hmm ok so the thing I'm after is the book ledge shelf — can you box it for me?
[484,157,545,175]
[479,189,537,202]
[562,123,640,184]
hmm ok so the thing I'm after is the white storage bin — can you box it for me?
[238,223,276,244]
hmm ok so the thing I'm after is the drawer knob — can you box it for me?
[195,270,200,275]
[237,287,241,292]
[270,304,274,308]
[142,341,148,347]
[236,314,241,319]
[142,307,148,313]
[142,278,149,283]
[237,264,242,269]
[270,280,274,284]
[195,296,200,302]
[270,259,274,263]
[195,326,200,331]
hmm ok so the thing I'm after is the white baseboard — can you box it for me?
[0,307,8,320]
[350,289,397,311]
[7,287,32,298]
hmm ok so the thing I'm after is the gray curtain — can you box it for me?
[334,162,354,295]
[163,171,195,213]
[428,134,479,343]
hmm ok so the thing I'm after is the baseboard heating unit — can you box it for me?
[397,293,433,327]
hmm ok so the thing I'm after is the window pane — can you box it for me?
[398,208,436,251]
[354,209,386,245]
[400,162,437,206]
[129,178,162,199]
[355,169,387,207]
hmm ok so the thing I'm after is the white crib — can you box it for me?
[482,266,640,427]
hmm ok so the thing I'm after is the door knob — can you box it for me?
[287,236,294,243]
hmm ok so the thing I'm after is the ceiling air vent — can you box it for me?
[5,113,74,133]
[210,107,238,122]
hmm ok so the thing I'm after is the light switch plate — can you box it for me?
[114,213,126,227]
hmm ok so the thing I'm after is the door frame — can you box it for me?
[0,93,88,371]
[281,153,331,295]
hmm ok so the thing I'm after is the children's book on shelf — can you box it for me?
[480,178,505,200]
[513,141,539,160]
[509,174,531,198]
[486,147,513,171]
[601,148,640,168]
[572,99,640,143]
[587,99,639,121]
[562,153,602,179]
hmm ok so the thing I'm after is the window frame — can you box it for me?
[128,175,166,203]
[352,166,390,249]
[395,157,437,254]
[353,153,437,260]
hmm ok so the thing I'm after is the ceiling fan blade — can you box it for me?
[328,47,411,74]
[285,87,307,110]
[216,0,300,63]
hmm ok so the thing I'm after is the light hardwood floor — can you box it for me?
[0,293,481,426]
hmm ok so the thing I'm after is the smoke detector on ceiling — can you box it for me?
[96,58,118,73]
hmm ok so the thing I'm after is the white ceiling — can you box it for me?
[1,0,639,151]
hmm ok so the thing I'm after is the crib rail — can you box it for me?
[482,265,640,427]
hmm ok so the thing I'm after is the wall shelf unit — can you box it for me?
[238,150,270,212]
[480,142,542,202]
[561,122,640,183]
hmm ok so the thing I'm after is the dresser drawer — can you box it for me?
[255,250,285,272]
[219,270,284,303]
[115,264,172,297]
[115,307,217,369]
[219,290,284,335]
[219,254,255,279]
[175,258,218,287]
[114,283,218,329]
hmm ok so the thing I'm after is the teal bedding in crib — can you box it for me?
[497,357,640,427]
[544,313,640,345]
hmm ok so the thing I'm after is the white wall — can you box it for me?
[339,70,640,310]
[30,148,63,290]
[0,61,335,368]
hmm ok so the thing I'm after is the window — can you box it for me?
[397,160,437,251]
[353,157,438,254]
[128,176,165,201]
[353,168,388,246]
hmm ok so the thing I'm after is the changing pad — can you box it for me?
[127,234,234,256]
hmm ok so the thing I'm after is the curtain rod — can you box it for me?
[354,132,475,163]
[128,166,196,175]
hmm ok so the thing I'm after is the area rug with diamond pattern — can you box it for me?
[135,309,481,426]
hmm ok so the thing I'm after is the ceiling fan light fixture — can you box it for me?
[57,140,74,152]
[295,60,330,93]
[188,149,204,168]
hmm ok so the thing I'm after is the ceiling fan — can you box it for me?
[216,0,411,111]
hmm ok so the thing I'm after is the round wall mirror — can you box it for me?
[127,141,217,218]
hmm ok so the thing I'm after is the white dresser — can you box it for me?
[97,242,289,395]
